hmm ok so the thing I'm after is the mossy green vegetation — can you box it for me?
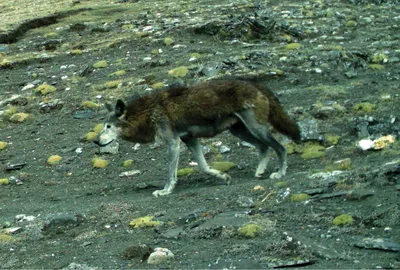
[0,178,9,185]
[352,102,376,113]
[168,66,189,78]
[93,60,109,68]
[47,155,62,165]
[44,32,57,38]
[108,70,126,77]
[81,100,100,110]
[210,161,236,172]
[152,82,165,89]
[290,193,311,201]
[189,52,201,59]
[300,142,325,159]
[9,113,31,123]
[274,181,288,188]
[368,64,384,70]
[35,84,56,95]
[123,159,134,167]
[238,224,263,238]
[129,216,160,228]
[285,43,302,50]
[105,80,122,88]
[344,20,357,27]
[163,37,174,46]
[177,167,197,177]
[82,131,98,142]
[324,134,341,146]
[0,141,8,150]
[92,157,109,168]
[332,214,353,226]
[371,53,388,64]
[0,234,14,244]
[71,49,83,55]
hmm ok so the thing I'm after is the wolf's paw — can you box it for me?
[153,189,171,197]
[255,172,264,178]
[269,172,283,179]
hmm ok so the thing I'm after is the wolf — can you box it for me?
[94,79,301,196]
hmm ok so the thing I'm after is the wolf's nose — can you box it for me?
[93,139,100,145]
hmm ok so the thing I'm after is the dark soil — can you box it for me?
[0,0,399,269]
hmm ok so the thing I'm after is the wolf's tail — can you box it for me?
[249,80,301,143]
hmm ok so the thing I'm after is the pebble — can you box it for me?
[147,247,174,265]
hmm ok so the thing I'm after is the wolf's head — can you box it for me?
[94,100,126,147]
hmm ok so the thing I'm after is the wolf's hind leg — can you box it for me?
[230,123,270,178]
[153,137,181,197]
[234,110,287,179]
[182,137,231,183]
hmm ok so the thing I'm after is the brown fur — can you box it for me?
[97,78,301,196]
[120,80,300,142]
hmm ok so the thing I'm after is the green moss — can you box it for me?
[210,161,236,172]
[105,80,122,88]
[190,53,201,59]
[121,24,134,30]
[0,178,9,185]
[71,49,83,55]
[47,155,62,165]
[0,141,8,150]
[238,224,263,238]
[129,216,160,228]
[82,131,98,142]
[177,167,197,177]
[123,159,134,167]
[151,49,159,55]
[44,32,57,38]
[0,234,14,244]
[92,158,109,168]
[368,64,384,70]
[35,84,56,95]
[300,142,325,159]
[81,101,100,110]
[164,37,174,46]
[324,134,341,146]
[92,124,104,134]
[352,102,376,113]
[332,214,353,226]
[290,193,311,201]
[168,66,189,78]
[93,60,109,68]
[9,113,31,123]
[371,54,388,64]
[152,82,165,89]
[274,181,288,188]
[345,20,357,27]
[109,70,126,77]
[285,43,302,50]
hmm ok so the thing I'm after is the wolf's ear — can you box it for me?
[115,99,125,117]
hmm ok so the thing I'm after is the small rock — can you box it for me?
[147,247,174,265]
[298,119,322,141]
[73,110,94,119]
[219,145,231,154]
[237,196,255,208]
[119,170,141,177]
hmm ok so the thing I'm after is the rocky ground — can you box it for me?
[0,0,399,269]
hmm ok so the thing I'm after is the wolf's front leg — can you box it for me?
[153,138,180,197]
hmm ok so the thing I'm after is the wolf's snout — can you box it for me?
[93,139,100,145]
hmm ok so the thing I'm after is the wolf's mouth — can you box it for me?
[96,139,114,147]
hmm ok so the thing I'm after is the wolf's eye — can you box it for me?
[106,124,111,129]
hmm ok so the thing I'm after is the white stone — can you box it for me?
[147,247,174,265]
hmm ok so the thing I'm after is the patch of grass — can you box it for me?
[352,102,376,113]
[168,66,189,78]
[92,157,109,168]
[177,167,197,177]
[332,214,353,226]
[47,155,62,165]
[238,224,263,238]
[210,161,236,172]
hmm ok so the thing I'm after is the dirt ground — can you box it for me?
[0,0,399,269]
